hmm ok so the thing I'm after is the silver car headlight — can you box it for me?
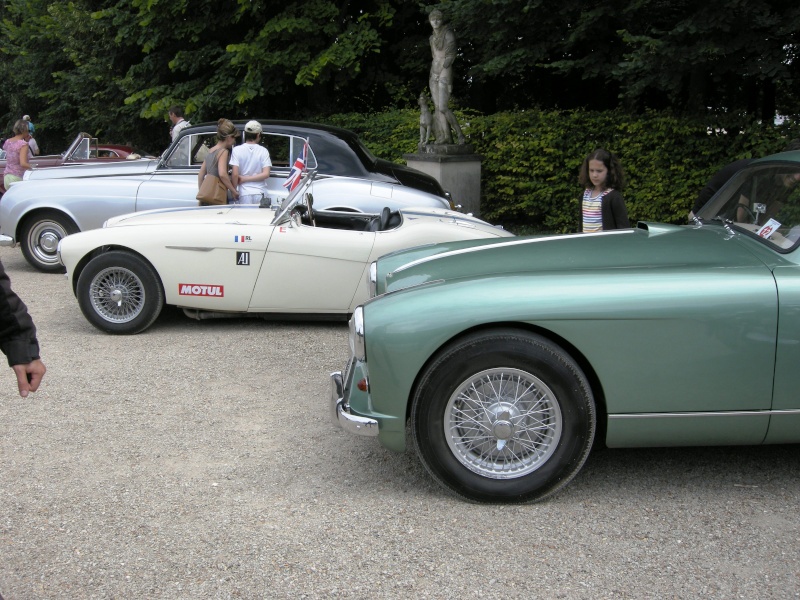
[349,306,366,362]
[368,261,378,298]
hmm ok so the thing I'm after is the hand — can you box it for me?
[12,359,46,398]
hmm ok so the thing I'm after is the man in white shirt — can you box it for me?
[27,135,40,156]
[230,121,272,205]
[168,105,191,142]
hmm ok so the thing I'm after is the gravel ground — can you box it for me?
[0,244,799,599]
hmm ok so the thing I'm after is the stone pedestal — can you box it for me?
[405,145,482,216]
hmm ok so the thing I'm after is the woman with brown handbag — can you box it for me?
[197,118,240,205]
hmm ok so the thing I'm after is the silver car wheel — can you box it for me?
[88,267,146,324]
[26,219,69,266]
[444,367,563,479]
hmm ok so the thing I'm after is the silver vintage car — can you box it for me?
[0,121,453,272]
[0,132,146,196]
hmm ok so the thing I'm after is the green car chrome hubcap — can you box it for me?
[444,368,563,479]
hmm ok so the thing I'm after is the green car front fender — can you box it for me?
[361,264,777,451]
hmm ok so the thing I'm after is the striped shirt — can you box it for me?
[582,189,611,233]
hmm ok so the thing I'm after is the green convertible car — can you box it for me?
[330,150,800,503]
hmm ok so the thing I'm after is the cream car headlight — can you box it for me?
[368,261,378,298]
[349,306,366,361]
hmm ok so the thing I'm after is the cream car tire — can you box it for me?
[76,251,165,334]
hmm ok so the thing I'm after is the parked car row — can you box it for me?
[0,121,454,272]
[9,117,800,504]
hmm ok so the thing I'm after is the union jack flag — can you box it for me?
[283,141,308,191]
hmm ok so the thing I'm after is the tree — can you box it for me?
[2,0,800,154]
[2,1,405,152]
[438,0,800,119]
[115,1,400,123]
[613,0,800,120]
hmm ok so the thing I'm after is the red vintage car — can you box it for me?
[0,132,146,195]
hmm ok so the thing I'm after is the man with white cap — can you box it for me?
[22,115,34,135]
[230,120,272,205]
[21,115,39,155]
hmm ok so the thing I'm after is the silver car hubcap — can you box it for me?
[28,220,67,265]
[445,368,563,479]
[89,267,145,323]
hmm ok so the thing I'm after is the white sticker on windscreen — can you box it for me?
[757,218,781,239]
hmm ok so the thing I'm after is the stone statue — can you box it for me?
[427,9,465,145]
[418,93,433,146]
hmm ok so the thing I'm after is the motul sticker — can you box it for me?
[234,235,252,243]
[179,284,224,297]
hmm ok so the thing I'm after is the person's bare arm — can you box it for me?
[238,166,271,183]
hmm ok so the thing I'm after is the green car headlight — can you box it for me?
[349,306,366,361]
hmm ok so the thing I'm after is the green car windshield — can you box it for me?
[696,161,800,253]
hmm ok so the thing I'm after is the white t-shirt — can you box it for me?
[171,119,190,142]
[230,143,272,196]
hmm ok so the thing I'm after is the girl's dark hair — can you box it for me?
[578,148,626,190]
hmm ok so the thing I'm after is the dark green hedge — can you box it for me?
[319,109,800,233]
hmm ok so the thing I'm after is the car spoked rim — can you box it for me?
[89,267,146,323]
[445,368,563,479]
[27,220,67,265]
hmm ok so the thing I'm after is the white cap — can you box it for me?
[244,120,262,134]
[22,115,30,121]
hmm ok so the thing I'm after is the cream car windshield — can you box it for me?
[696,162,800,252]
[271,172,314,226]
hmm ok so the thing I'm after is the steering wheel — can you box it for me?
[290,207,304,226]
[306,193,316,227]
[378,207,390,231]
[733,202,758,224]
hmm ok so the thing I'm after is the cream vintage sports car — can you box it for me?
[57,173,511,334]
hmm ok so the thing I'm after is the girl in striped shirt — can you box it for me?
[579,149,629,232]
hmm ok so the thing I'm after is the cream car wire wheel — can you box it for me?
[88,266,146,324]
[444,367,563,479]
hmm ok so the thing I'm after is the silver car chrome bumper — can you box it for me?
[0,235,15,247]
[330,371,379,436]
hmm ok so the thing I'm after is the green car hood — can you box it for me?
[378,222,776,295]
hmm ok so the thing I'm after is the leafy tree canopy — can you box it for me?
[1,0,798,153]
